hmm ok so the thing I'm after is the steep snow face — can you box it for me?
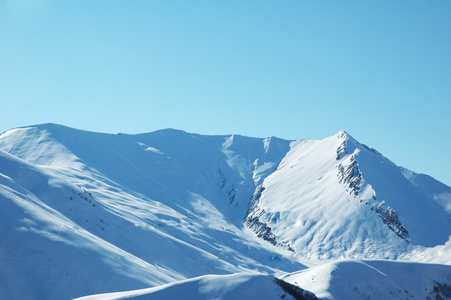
[245,131,451,260]
[282,260,451,300]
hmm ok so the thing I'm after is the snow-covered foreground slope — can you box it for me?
[283,260,451,300]
[0,123,450,299]
[74,273,318,300]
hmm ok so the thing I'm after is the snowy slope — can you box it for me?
[282,260,451,300]
[1,124,450,299]
[73,273,318,300]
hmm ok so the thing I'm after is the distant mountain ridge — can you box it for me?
[1,123,450,299]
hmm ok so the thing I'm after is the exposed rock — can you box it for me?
[219,169,237,205]
[274,278,319,300]
[431,281,451,300]
[336,140,348,160]
[373,201,410,242]
[337,155,362,196]
[244,185,295,252]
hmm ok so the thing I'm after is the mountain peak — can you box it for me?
[335,130,361,147]
[334,130,383,160]
[336,130,350,139]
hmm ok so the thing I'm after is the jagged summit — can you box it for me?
[336,129,350,138]
[334,129,382,160]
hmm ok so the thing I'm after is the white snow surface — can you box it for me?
[0,124,450,299]
[73,273,302,300]
[282,260,451,300]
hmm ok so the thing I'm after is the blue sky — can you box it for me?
[1,1,450,186]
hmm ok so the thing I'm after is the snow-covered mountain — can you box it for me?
[0,124,450,299]
[245,130,451,260]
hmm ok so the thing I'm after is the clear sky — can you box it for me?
[1,1,450,186]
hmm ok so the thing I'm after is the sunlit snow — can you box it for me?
[0,123,450,299]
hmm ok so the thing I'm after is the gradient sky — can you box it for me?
[1,1,450,186]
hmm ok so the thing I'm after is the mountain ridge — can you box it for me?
[1,124,450,299]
